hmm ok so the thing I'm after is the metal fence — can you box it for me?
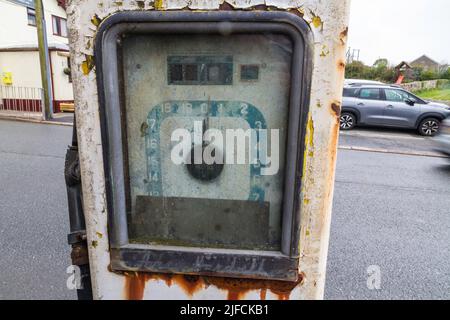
[0,85,44,118]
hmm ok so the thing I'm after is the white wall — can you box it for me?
[0,0,73,103]
[0,51,41,87]
[0,50,73,101]
[50,50,73,100]
[0,0,68,49]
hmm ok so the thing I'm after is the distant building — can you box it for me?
[410,55,440,73]
[0,0,73,112]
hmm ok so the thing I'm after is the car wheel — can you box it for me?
[340,113,356,130]
[419,118,440,136]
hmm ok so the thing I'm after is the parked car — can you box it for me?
[340,84,450,136]
[344,79,384,86]
[433,118,450,156]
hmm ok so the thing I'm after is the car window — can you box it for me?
[359,88,381,100]
[401,90,426,104]
[385,89,425,104]
[343,88,359,97]
[384,89,405,102]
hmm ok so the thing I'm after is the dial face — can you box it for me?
[122,33,292,251]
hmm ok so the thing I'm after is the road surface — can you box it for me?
[0,120,75,299]
[0,120,448,299]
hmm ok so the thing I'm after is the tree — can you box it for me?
[440,68,450,80]
[373,58,388,69]
[380,68,396,83]
[345,61,371,80]
[421,70,439,81]
[345,59,396,83]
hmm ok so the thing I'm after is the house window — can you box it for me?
[27,8,36,26]
[52,15,68,37]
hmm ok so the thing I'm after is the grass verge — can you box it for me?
[416,88,450,101]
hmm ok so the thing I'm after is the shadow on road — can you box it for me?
[342,126,422,137]
[433,163,450,176]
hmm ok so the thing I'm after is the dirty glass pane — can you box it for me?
[241,65,260,81]
[122,33,292,251]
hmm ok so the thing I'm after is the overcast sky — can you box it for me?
[347,0,450,66]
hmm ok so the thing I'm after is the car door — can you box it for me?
[383,88,421,128]
[356,88,387,125]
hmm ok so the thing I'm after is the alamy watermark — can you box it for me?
[170,121,280,176]
[367,265,381,290]
[66,265,83,290]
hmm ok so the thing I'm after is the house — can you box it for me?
[410,55,440,73]
[0,0,73,113]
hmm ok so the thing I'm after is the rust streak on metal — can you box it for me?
[331,102,341,118]
[124,273,205,298]
[122,271,305,300]
[327,120,340,193]
[340,27,349,45]
[158,273,173,287]
[205,274,304,300]
[70,243,89,265]
[173,275,204,296]
[330,121,340,155]
[124,273,149,300]
[260,288,267,300]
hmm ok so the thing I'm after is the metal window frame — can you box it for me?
[26,7,36,26]
[51,15,67,37]
[95,11,313,282]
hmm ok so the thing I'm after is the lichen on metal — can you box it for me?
[67,0,351,300]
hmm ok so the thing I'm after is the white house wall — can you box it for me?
[50,50,73,101]
[0,51,41,87]
[0,50,73,102]
[0,0,69,49]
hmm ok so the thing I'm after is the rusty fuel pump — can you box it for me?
[65,0,351,300]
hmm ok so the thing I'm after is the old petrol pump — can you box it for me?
[65,0,350,300]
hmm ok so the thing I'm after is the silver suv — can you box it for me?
[341,84,450,136]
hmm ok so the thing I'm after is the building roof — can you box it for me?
[5,0,66,9]
[5,0,34,8]
[410,54,440,66]
[395,61,412,70]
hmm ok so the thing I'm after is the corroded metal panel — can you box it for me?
[67,0,351,300]
[131,196,271,249]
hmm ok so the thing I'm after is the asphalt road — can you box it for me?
[326,149,450,300]
[0,120,448,300]
[0,120,75,300]
[339,127,442,156]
